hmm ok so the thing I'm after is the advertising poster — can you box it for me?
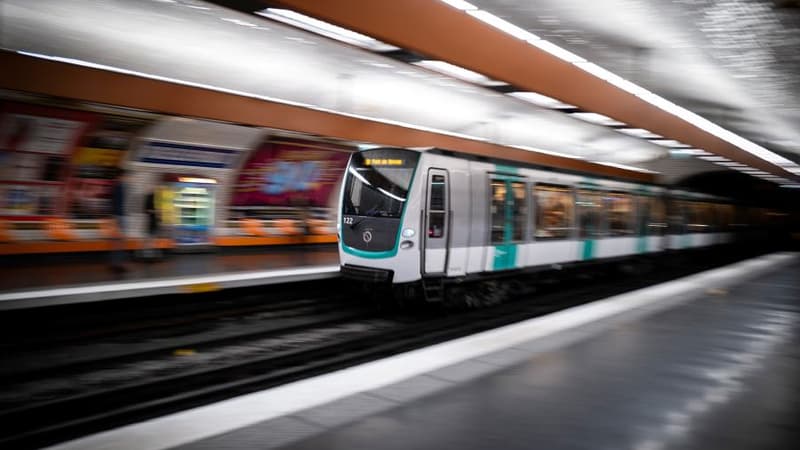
[0,102,97,218]
[66,115,151,218]
[232,139,351,208]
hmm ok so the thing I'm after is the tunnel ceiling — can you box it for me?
[3,0,799,186]
[262,0,800,185]
[471,0,800,159]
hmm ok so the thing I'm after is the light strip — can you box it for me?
[650,139,689,148]
[0,265,339,304]
[529,40,586,63]
[509,144,584,160]
[570,112,626,126]
[467,10,541,42]
[616,128,662,139]
[508,91,575,109]
[699,156,731,162]
[594,161,659,174]
[440,0,478,10]
[414,60,507,86]
[670,148,712,156]
[256,8,399,52]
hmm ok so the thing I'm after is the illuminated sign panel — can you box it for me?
[364,158,405,166]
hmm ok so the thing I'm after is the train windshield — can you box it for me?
[342,149,420,219]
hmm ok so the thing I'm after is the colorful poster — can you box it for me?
[232,139,351,208]
[0,102,97,219]
[0,114,86,155]
[66,114,151,218]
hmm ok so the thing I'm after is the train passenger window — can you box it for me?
[668,200,686,233]
[577,190,606,238]
[534,184,573,239]
[636,196,649,236]
[430,175,446,211]
[649,197,667,235]
[428,212,445,238]
[427,174,447,239]
[511,181,527,242]
[687,202,712,233]
[606,192,634,236]
[716,203,733,232]
[490,180,506,244]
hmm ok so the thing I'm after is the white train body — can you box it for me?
[338,147,733,289]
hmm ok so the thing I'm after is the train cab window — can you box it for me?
[428,174,447,238]
[606,192,634,236]
[490,180,506,244]
[511,181,527,242]
[577,190,606,238]
[534,184,574,239]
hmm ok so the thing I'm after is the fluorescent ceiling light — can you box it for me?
[467,10,541,42]
[510,144,584,160]
[221,18,258,28]
[699,156,731,162]
[670,148,711,156]
[574,62,650,97]
[414,60,506,86]
[616,128,661,139]
[257,8,399,52]
[649,139,688,148]
[570,112,625,126]
[440,0,478,10]
[593,161,659,174]
[508,91,575,109]
[529,40,586,63]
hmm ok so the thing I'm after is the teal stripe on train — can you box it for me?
[636,185,650,254]
[579,178,599,261]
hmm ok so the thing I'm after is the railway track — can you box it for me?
[0,248,763,448]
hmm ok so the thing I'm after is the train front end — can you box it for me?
[339,148,422,286]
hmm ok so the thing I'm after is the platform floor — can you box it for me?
[271,258,800,450]
[0,245,339,309]
[47,253,800,450]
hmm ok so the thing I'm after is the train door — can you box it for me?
[488,176,527,271]
[424,169,449,275]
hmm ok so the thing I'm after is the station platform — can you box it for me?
[0,245,339,310]
[48,252,799,450]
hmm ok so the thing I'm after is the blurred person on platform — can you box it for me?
[109,168,129,272]
[141,188,162,260]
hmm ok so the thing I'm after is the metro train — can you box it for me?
[338,147,765,305]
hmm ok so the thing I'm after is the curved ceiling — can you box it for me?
[2,0,798,186]
[267,0,800,183]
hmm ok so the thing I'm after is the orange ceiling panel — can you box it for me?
[0,50,654,182]
[272,0,794,178]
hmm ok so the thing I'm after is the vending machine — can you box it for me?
[161,176,216,247]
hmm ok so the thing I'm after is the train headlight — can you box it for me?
[400,240,414,249]
[402,228,416,238]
